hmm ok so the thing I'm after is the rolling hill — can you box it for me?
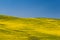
[0,15,60,40]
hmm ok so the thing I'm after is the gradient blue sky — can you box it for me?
[0,0,60,18]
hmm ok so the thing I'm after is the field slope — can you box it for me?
[0,15,60,40]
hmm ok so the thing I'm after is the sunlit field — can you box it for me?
[0,15,60,40]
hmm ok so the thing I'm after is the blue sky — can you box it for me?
[0,0,60,18]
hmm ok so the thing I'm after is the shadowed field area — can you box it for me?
[0,15,60,40]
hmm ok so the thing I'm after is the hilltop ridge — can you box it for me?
[0,15,60,40]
